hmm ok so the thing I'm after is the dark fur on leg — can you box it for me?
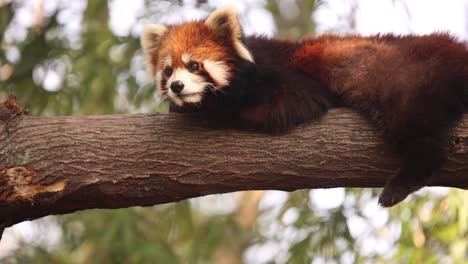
[378,136,447,206]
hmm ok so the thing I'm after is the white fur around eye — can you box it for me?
[203,60,230,87]
[181,53,191,64]
[164,56,172,67]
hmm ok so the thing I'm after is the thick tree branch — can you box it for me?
[1,96,467,238]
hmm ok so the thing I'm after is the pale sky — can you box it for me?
[315,0,467,38]
[107,0,468,38]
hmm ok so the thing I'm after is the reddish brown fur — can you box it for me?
[142,11,467,207]
[292,34,467,119]
[157,22,235,71]
[152,21,239,92]
[288,34,467,206]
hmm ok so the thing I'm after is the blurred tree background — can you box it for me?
[1,0,467,263]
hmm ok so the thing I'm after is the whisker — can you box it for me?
[206,83,225,96]
[159,92,170,101]
[213,84,226,94]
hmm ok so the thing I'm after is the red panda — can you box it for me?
[141,6,468,207]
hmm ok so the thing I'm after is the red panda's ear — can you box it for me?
[141,24,168,76]
[205,6,254,63]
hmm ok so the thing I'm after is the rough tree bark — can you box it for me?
[1,95,467,239]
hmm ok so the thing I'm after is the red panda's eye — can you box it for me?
[164,68,172,77]
[188,62,199,72]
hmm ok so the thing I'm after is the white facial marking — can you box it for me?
[167,68,207,106]
[164,56,172,67]
[203,60,230,87]
[182,94,203,103]
[181,53,191,64]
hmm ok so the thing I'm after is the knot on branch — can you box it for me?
[0,95,27,124]
[0,166,67,203]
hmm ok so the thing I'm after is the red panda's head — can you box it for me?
[141,7,254,106]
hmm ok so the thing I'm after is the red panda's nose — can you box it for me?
[170,81,184,94]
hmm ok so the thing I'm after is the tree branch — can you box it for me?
[1,96,467,236]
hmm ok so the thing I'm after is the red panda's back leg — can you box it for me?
[378,80,463,206]
[378,136,447,207]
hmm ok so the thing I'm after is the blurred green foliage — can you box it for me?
[0,0,159,115]
[0,0,467,263]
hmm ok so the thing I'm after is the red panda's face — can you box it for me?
[141,7,254,106]
[154,22,236,106]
